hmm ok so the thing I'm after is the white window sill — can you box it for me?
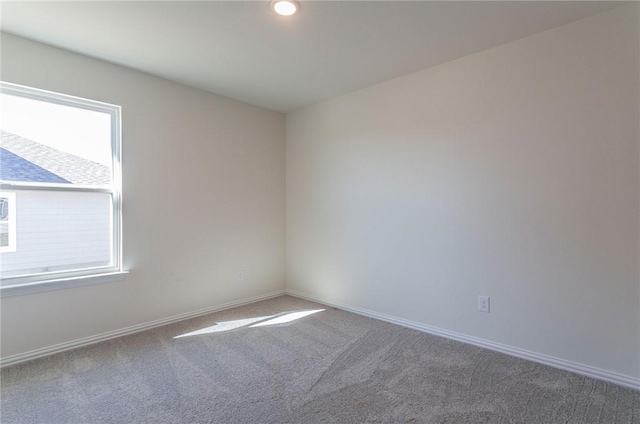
[0,271,129,298]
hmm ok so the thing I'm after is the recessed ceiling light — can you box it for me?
[271,0,299,16]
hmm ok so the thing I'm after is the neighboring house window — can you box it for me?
[0,192,17,253]
[0,82,123,294]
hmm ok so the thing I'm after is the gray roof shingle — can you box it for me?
[0,147,70,184]
[0,131,111,186]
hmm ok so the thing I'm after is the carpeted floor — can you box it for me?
[1,295,638,423]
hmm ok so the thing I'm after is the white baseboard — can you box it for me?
[286,289,640,391]
[4,288,638,391]
[0,290,286,368]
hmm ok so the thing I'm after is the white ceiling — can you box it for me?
[0,1,626,112]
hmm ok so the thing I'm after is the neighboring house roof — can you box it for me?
[0,147,70,184]
[0,131,110,185]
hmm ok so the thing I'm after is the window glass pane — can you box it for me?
[0,190,112,281]
[0,192,16,253]
[0,93,112,187]
[0,223,8,247]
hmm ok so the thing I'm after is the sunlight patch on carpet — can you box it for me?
[250,309,324,327]
[173,309,325,338]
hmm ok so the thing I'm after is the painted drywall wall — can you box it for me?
[286,5,640,379]
[0,33,285,357]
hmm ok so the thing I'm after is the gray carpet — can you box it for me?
[1,295,638,423]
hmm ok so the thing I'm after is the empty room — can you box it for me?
[0,1,638,423]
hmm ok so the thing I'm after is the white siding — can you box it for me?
[0,190,111,278]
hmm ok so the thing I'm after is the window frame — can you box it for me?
[0,82,124,295]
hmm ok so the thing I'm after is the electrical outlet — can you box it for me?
[237,271,244,281]
[478,295,490,313]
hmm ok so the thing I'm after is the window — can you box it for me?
[0,192,17,253]
[0,82,124,295]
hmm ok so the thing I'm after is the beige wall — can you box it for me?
[286,5,639,378]
[1,4,638,383]
[0,33,285,357]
